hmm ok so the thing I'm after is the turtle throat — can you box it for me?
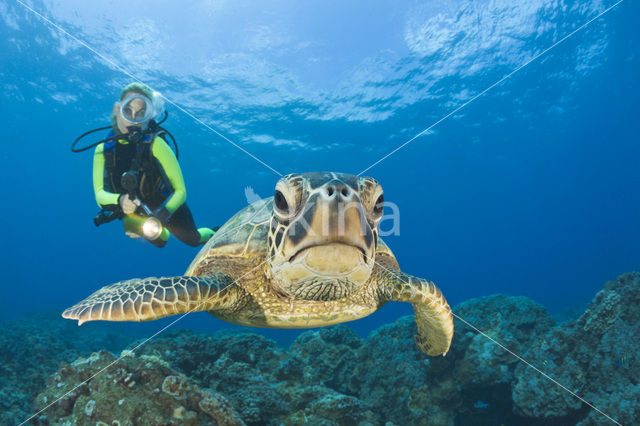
[268,243,373,301]
[288,278,360,301]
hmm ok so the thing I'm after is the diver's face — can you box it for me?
[113,92,148,134]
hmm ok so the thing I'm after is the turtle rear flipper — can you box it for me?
[62,274,240,325]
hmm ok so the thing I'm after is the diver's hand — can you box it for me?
[118,194,138,215]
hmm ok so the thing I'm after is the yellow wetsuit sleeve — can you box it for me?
[152,136,186,214]
[93,143,120,208]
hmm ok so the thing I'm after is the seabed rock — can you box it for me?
[11,273,640,424]
[31,350,244,426]
[512,272,640,425]
[0,312,134,425]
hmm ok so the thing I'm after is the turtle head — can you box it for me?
[266,172,384,301]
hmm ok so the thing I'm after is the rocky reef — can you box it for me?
[31,350,244,425]
[512,272,640,425]
[5,273,639,425]
[0,312,137,425]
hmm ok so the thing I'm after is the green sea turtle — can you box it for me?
[63,172,454,356]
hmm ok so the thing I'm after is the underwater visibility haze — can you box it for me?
[1,0,639,424]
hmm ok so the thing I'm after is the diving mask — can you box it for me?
[118,94,154,125]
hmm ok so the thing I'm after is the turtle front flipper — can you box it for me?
[62,274,241,325]
[376,263,454,356]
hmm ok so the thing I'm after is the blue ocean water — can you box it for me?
[1,0,638,351]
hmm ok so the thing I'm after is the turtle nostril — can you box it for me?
[326,185,349,198]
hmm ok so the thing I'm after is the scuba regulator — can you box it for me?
[124,125,144,145]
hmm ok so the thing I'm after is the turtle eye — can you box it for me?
[274,190,289,213]
[373,193,384,216]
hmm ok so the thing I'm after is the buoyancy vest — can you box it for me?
[102,132,172,210]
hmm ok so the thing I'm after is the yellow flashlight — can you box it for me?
[141,217,163,240]
[123,214,164,241]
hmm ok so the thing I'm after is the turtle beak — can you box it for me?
[288,242,367,263]
[283,189,374,264]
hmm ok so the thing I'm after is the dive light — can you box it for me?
[141,216,163,240]
[122,214,164,241]
[120,171,164,240]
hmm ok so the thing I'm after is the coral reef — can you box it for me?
[512,272,640,425]
[0,312,136,425]
[347,295,555,425]
[10,273,640,424]
[137,327,379,425]
[31,349,244,425]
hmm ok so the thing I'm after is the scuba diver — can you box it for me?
[72,82,215,247]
